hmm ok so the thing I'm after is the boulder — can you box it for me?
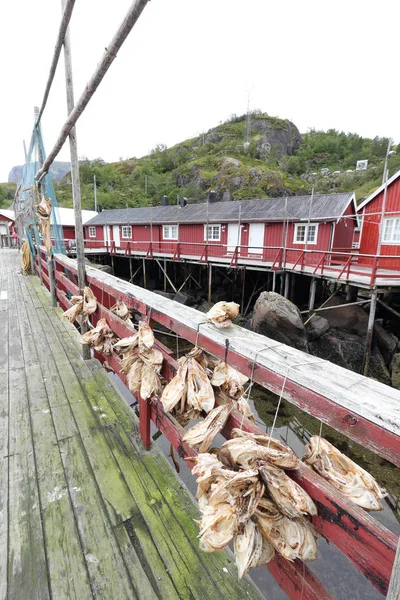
[173,291,196,306]
[390,354,400,390]
[374,321,399,366]
[309,329,391,385]
[251,292,308,351]
[306,316,330,341]
[321,295,369,336]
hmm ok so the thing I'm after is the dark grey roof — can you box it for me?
[84,193,355,226]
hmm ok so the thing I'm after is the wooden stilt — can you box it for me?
[155,259,177,293]
[143,258,147,289]
[208,263,212,304]
[346,285,358,303]
[272,271,276,292]
[309,278,317,313]
[129,256,133,281]
[284,272,290,299]
[163,258,167,292]
[241,267,246,312]
[279,274,284,296]
[48,256,57,307]
[363,288,378,376]
[111,254,114,275]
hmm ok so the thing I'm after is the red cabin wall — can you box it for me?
[332,203,356,251]
[62,226,75,240]
[359,177,400,268]
[0,215,14,225]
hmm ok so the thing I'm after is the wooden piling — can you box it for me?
[208,263,212,304]
[272,271,276,292]
[284,272,290,299]
[163,258,167,292]
[309,277,317,312]
[363,288,378,376]
[241,267,246,312]
[129,256,133,281]
[143,258,147,289]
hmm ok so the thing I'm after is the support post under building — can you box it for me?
[363,288,378,377]
[308,278,317,313]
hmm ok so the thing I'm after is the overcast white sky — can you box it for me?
[1,0,399,182]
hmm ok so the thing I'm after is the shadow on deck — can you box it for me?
[0,250,261,600]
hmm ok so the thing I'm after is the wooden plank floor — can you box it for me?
[0,249,262,600]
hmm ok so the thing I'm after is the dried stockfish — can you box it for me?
[259,464,317,518]
[235,396,256,424]
[63,296,84,323]
[187,357,215,413]
[161,359,189,413]
[183,406,229,453]
[231,428,299,470]
[110,300,132,321]
[82,287,97,319]
[81,318,117,355]
[303,436,387,511]
[234,520,274,578]
[255,498,318,562]
[207,301,239,328]
[37,194,52,218]
[211,362,248,399]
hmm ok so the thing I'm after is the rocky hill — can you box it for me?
[10,111,399,210]
[8,161,70,184]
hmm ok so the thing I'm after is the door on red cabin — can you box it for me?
[103,225,111,247]
[113,225,121,248]
[248,223,264,254]
[227,224,239,253]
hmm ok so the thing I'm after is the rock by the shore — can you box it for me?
[306,316,330,341]
[251,292,308,351]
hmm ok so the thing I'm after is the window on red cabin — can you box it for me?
[383,218,400,243]
[294,223,318,244]
[88,227,96,238]
[204,224,221,241]
[162,225,178,240]
[121,225,132,239]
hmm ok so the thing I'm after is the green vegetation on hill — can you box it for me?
[52,112,400,210]
[0,183,17,209]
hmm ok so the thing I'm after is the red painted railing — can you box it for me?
[79,238,400,287]
[33,246,399,599]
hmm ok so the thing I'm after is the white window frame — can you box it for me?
[382,217,400,244]
[293,223,319,245]
[88,226,96,238]
[162,224,178,240]
[204,224,221,241]
[121,225,132,239]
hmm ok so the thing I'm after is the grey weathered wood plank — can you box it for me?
[0,271,9,599]
[387,537,400,599]
[58,435,137,600]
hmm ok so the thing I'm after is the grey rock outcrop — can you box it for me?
[390,354,400,389]
[306,316,330,341]
[251,292,308,351]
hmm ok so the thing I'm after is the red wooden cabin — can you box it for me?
[84,193,358,266]
[53,207,98,241]
[357,169,400,269]
[0,209,16,247]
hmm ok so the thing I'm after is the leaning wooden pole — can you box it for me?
[36,0,149,181]
[363,288,378,376]
[61,0,90,358]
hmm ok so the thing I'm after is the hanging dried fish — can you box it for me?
[231,428,299,470]
[254,498,318,562]
[81,318,117,355]
[259,464,317,518]
[303,436,387,511]
[63,295,84,323]
[113,333,139,354]
[207,301,239,328]
[233,520,274,578]
[183,405,229,453]
[110,300,132,322]
[235,396,256,424]
[82,287,97,319]
[211,362,248,399]
[161,359,189,413]
[37,194,52,218]
[187,357,215,413]
[39,217,52,254]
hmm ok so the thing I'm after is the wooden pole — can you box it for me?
[272,270,276,292]
[208,263,212,304]
[377,297,400,320]
[309,277,317,313]
[36,0,76,124]
[241,266,246,312]
[143,258,147,289]
[284,272,290,299]
[61,0,90,359]
[155,259,176,293]
[163,258,167,292]
[129,256,133,281]
[36,0,149,181]
[363,289,378,376]
[387,538,400,599]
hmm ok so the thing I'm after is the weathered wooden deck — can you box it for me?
[0,249,261,600]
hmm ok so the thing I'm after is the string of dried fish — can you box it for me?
[207,301,239,328]
[62,286,97,323]
[183,405,229,453]
[110,300,133,323]
[303,436,387,511]
[211,361,248,399]
[190,449,319,576]
[115,321,163,400]
[161,347,215,424]
[81,317,118,355]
